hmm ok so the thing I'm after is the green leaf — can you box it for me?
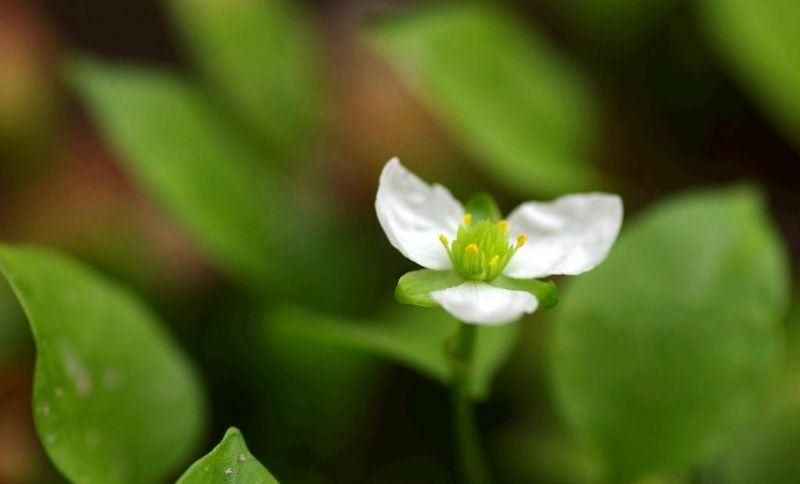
[263,304,519,399]
[166,0,324,162]
[67,58,367,311]
[177,428,278,483]
[552,186,789,476]
[396,269,464,307]
[699,0,800,149]
[712,297,800,483]
[68,58,280,289]
[0,245,206,483]
[493,276,558,310]
[371,3,599,196]
[465,193,502,222]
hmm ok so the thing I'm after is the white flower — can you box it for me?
[376,158,623,325]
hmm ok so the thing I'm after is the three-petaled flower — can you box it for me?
[376,158,623,325]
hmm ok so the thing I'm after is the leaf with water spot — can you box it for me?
[0,245,206,483]
[177,428,278,483]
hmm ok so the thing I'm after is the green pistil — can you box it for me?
[440,214,527,282]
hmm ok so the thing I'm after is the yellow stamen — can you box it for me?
[463,213,473,226]
[489,255,500,267]
[497,220,509,232]
[516,234,527,248]
[439,234,449,246]
[465,243,480,256]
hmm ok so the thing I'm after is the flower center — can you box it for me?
[439,213,526,281]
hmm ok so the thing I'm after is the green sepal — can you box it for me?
[465,193,502,222]
[177,427,278,483]
[492,276,559,310]
[395,269,464,307]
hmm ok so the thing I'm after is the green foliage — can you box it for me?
[68,58,370,311]
[712,298,800,483]
[69,59,280,289]
[166,0,325,162]
[0,245,206,483]
[178,428,278,483]
[699,0,800,149]
[263,304,519,400]
[552,187,789,476]
[370,3,599,196]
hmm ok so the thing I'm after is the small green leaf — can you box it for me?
[371,3,599,196]
[177,428,278,483]
[493,276,558,310]
[166,0,324,162]
[465,193,502,222]
[396,269,464,307]
[0,245,206,483]
[552,186,789,476]
[699,0,800,149]
[263,304,519,399]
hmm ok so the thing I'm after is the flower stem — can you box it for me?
[447,322,492,484]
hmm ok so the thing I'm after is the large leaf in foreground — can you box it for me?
[699,0,800,149]
[262,304,519,399]
[552,187,789,476]
[178,428,278,483]
[0,245,206,483]
[371,3,599,196]
[167,0,324,162]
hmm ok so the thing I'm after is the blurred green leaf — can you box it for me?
[69,58,280,289]
[68,58,370,311]
[371,3,599,196]
[166,0,324,162]
[552,186,789,476]
[178,428,278,483]
[263,304,519,399]
[711,297,800,483]
[700,0,800,149]
[396,269,464,308]
[0,245,206,483]
[253,323,381,464]
[713,406,800,483]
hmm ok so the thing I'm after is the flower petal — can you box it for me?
[376,158,464,269]
[431,282,538,325]
[504,193,623,278]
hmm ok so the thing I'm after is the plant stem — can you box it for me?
[447,322,492,484]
